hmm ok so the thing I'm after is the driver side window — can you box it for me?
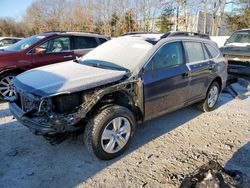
[36,37,70,53]
[146,41,184,71]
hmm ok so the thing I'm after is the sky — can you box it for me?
[0,0,243,21]
[0,0,34,20]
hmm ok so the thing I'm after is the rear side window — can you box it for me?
[98,38,108,44]
[147,41,184,70]
[184,42,205,63]
[205,43,219,58]
[73,36,98,50]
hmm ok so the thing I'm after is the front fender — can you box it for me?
[0,67,23,76]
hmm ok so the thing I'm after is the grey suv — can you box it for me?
[8,32,228,160]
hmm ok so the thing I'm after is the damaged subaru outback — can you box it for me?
[8,33,228,160]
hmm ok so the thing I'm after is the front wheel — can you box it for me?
[0,72,17,100]
[197,81,220,112]
[84,105,136,160]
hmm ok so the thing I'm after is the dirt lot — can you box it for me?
[0,84,250,188]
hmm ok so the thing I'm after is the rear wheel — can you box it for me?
[84,105,136,160]
[197,81,220,112]
[0,72,17,100]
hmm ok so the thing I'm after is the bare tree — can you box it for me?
[203,0,207,34]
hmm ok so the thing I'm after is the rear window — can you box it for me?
[184,42,205,63]
[73,36,98,50]
[205,43,219,58]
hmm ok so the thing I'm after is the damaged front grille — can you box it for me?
[20,93,34,112]
[15,89,39,113]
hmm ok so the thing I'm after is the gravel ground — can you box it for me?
[0,84,249,188]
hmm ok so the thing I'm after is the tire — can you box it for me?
[0,71,18,100]
[84,105,136,160]
[197,81,220,112]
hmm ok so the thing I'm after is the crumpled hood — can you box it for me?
[13,61,127,97]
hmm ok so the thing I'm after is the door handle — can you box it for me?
[182,72,190,78]
[64,55,73,58]
[208,64,215,70]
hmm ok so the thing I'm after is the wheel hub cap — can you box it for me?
[208,86,219,108]
[0,76,16,97]
[101,117,131,154]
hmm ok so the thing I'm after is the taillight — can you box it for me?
[223,59,228,66]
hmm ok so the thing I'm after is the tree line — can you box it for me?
[0,0,249,37]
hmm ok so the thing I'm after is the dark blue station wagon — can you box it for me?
[9,32,228,160]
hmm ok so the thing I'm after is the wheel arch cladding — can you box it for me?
[87,90,143,122]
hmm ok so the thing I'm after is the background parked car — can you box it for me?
[220,29,250,77]
[0,37,23,50]
[0,31,110,99]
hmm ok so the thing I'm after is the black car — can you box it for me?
[220,29,250,76]
[8,32,228,160]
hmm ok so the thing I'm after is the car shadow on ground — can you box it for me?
[225,141,250,183]
[0,94,234,188]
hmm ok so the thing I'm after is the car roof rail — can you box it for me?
[122,31,160,36]
[65,31,102,35]
[161,31,210,40]
[42,30,102,35]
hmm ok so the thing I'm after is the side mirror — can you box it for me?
[224,39,229,46]
[35,47,47,54]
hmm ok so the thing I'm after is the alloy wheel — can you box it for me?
[0,76,16,98]
[207,85,219,108]
[101,117,131,154]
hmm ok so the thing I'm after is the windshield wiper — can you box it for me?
[81,60,129,72]
[90,63,128,72]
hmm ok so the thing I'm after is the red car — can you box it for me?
[0,32,110,99]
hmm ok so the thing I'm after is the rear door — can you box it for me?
[72,36,99,58]
[31,36,74,67]
[183,41,215,102]
[143,41,190,120]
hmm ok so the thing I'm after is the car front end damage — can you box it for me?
[8,79,142,137]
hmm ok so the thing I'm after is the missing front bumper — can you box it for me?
[9,102,57,135]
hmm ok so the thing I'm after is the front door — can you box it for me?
[31,36,74,68]
[143,41,190,120]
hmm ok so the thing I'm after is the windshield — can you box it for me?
[80,38,153,71]
[226,31,250,45]
[5,35,46,52]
